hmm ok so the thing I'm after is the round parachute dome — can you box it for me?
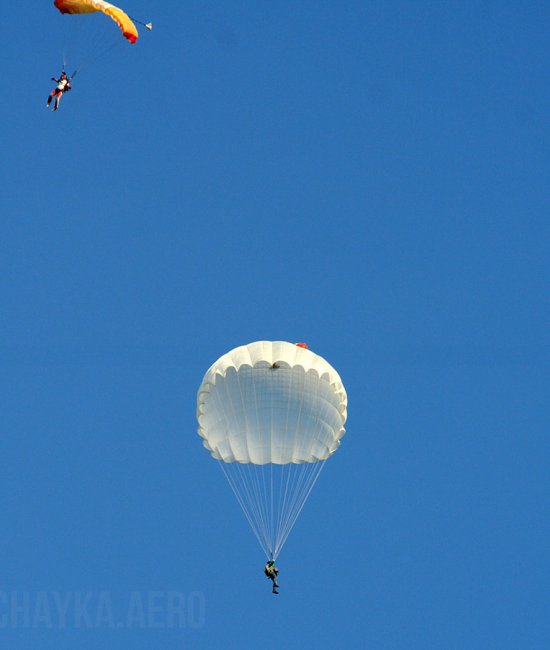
[197,341,347,465]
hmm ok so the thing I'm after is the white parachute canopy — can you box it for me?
[197,341,348,559]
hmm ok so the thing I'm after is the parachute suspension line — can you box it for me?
[262,471,274,553]
[79,27,124,72]
[218,461,271,559]
[217,460,327,561]
[60,12,81,74]
[250,463,271,552]
[273,460,327,559]
[270,462,274,558]
[275,461,293,548]
[274,464,306,559]
[235,464,272,557]
[58,11,126,80]
[276,464,307,553]
[236,462,270,554]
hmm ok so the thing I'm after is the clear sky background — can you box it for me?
[1,1,549,648]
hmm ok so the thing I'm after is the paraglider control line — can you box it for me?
[129,16,153,30]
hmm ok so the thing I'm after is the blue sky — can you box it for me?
[1,1,549,647]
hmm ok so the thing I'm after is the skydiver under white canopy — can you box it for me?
[264,560,279,594]
[197,341,348,587]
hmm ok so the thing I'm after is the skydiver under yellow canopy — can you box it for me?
[46,71,72,112]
